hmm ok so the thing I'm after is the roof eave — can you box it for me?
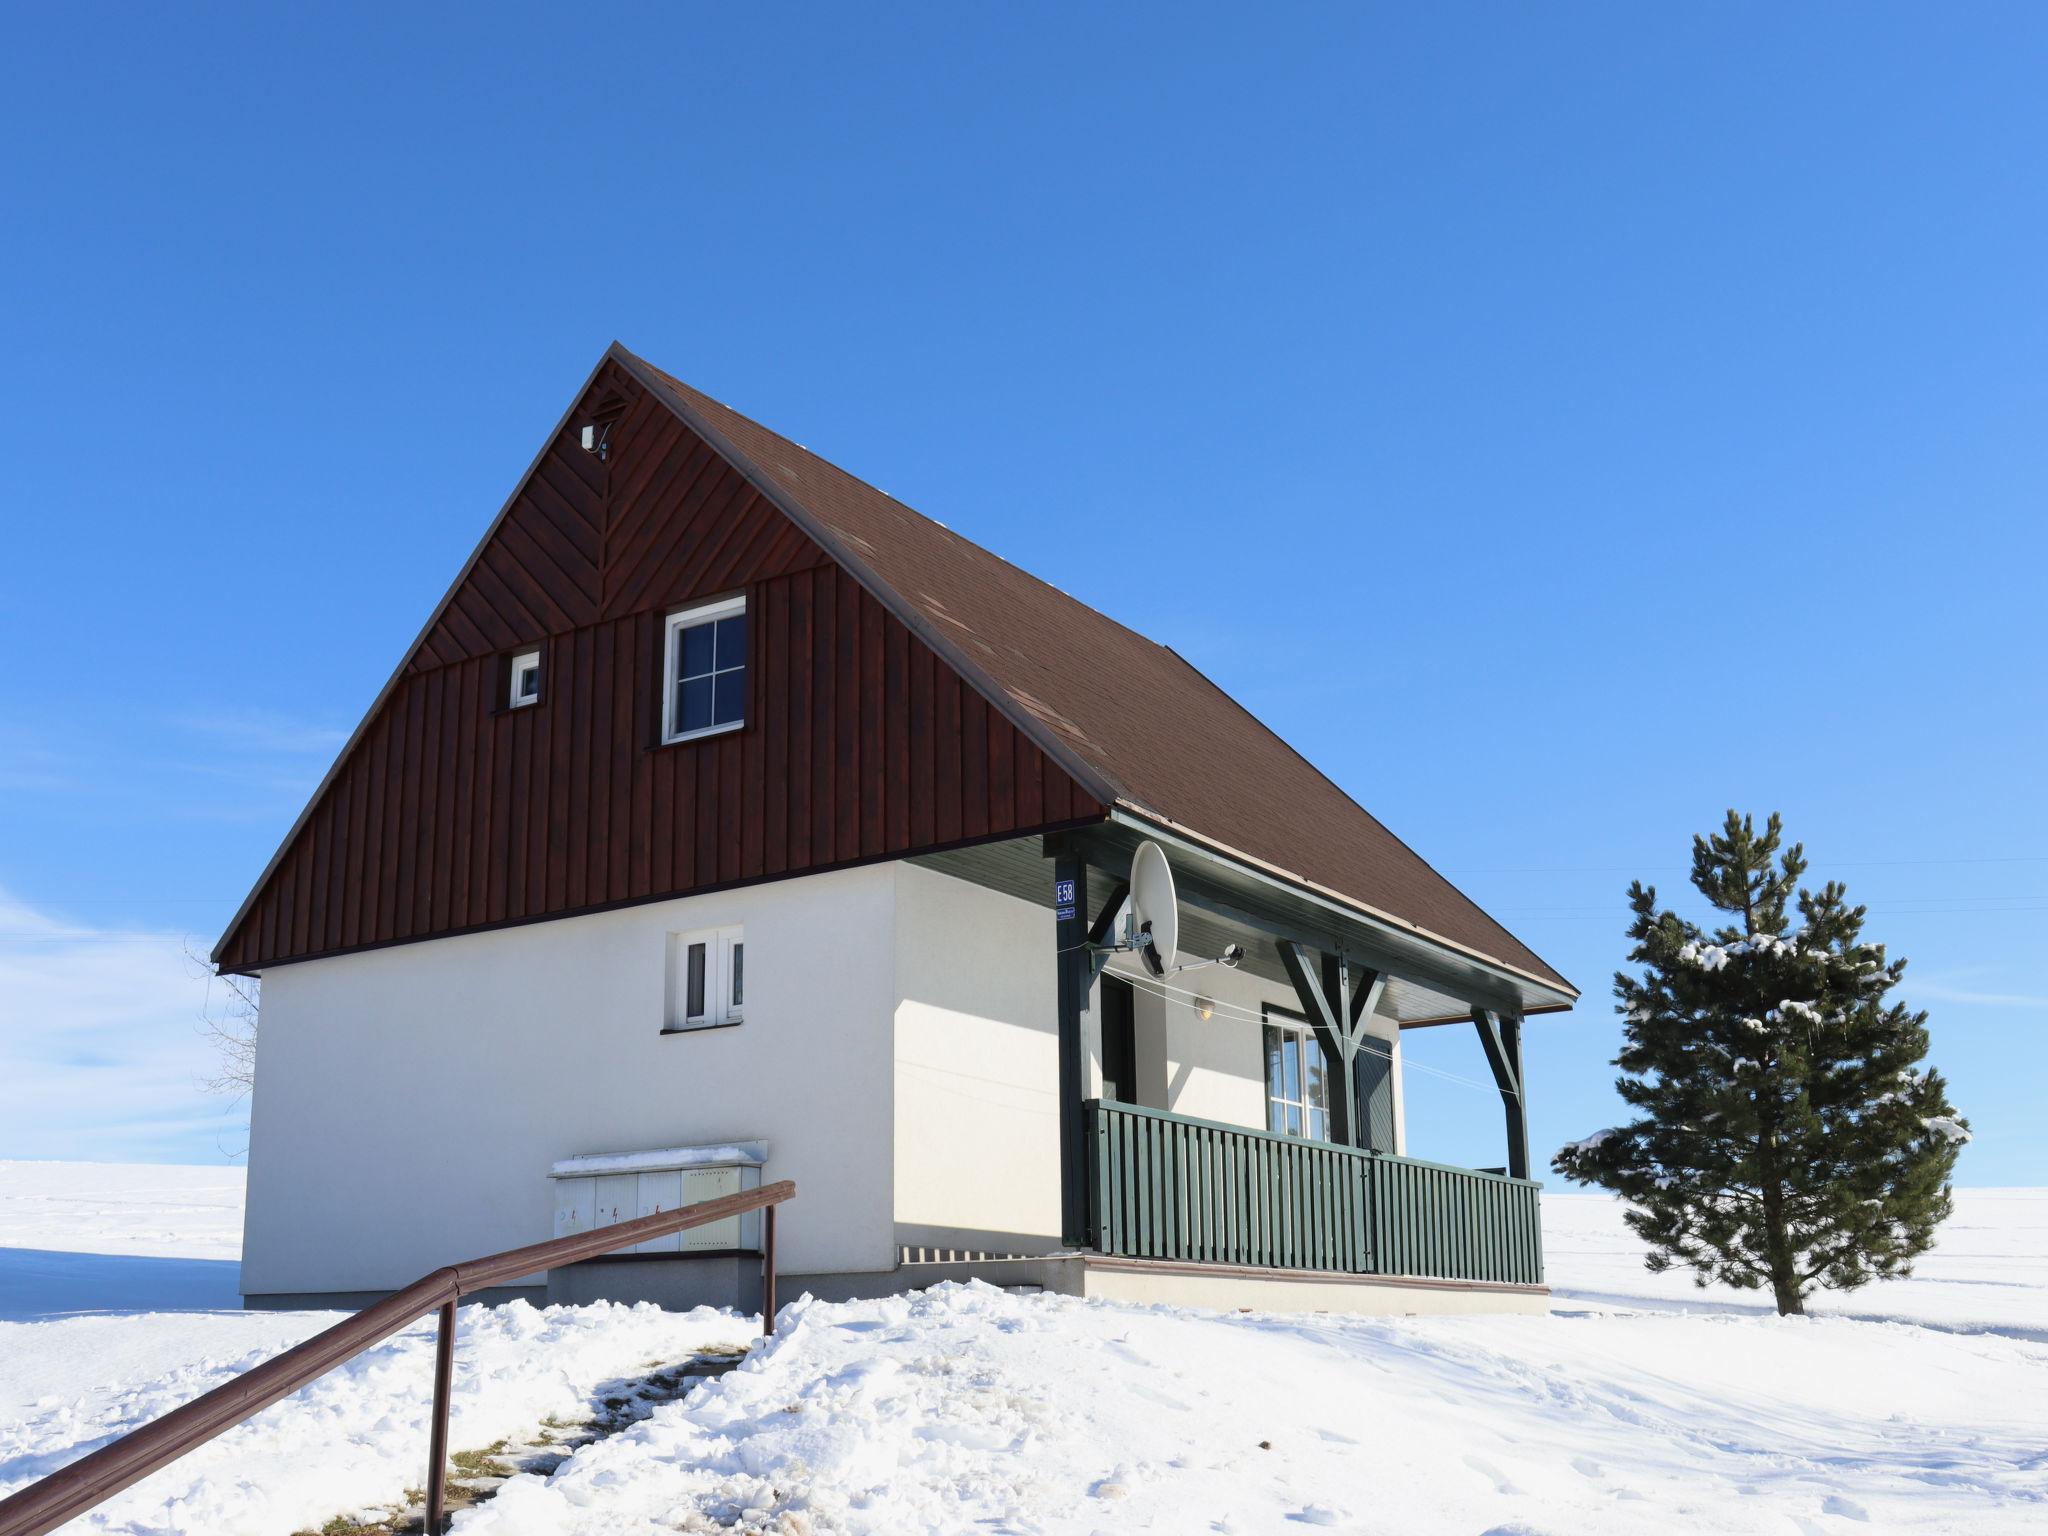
[605,344,1126,815]
[1106,804,1579,1013]
[211,346,623,971]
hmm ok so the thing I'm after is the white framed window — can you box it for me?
[666,925,745,1031]
[661,596,747,743]
[1263,1007,1331,1141]
[508,648,542,709]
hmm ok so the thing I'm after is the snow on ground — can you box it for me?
[1,1165,2043,1535]
[0,1160,245,1320]
[0,1162,759,1535]
[1546,1187,2048,1336]
[460,1282,2048,1536]
[2,1299,756,1536]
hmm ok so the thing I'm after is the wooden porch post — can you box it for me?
[1349,967,1390,1152]
[1054,850,1091,1248]
[1277,943,1393,1152]
[1473,1008,1530,1179]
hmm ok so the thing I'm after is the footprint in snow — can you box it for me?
[1822,1495,1871,1522]
[1570,1455,1602,1479]
[1128,1383,1189,1411]
[1288,1505,1342,1526]
[1462,1455,1522,1497]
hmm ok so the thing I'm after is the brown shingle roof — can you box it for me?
[618,346,1572,995]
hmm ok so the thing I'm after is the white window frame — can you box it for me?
[665,925,745,1032]
[508,648,542,710]
[660,595,747,744]
[1263,1006,1331,1142]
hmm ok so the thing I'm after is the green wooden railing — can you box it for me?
[1086,1099,1543,1286]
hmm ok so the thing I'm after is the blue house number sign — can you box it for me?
[1054,878,1076,921]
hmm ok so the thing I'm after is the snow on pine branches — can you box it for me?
[1552,811,1968,1316]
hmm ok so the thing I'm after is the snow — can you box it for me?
[459,1274,2047,1536]
[0,1161,245,1320]
[2,1301,756,1535]
[1557,1129,1617,1158]
[3,1165,2044,1535]
[0,1162,762,1535]
[1546,1187,2048,1335]
[549,1144,766,1177]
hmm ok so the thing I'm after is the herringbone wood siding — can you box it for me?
[218,365,1106,973]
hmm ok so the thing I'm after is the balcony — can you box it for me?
[1086,1099,1544,1288]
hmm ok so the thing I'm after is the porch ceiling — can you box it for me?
[909,826,1575,1026]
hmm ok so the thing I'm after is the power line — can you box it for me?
[1447,855,2048,875]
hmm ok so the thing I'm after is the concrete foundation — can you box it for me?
[249,1254,1547,1320]
[544,1253,766,1311]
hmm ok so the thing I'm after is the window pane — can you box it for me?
[678,676,713,734]
[1307,1106,1328,1142]
[685,943,707,1019]
[1285,1102,1302,1137]
[517,665,539,699]
[1264,1027,1283,1098]
[1304,1049,1329,1113]
[1268,1098,1288,1135]
[680,621,715,679]
[715,614,747,671]
[729,942,744,1007]
[712,667,746,726]
[1280,1035,1300,1102]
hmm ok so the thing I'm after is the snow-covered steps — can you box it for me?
[291,1345,754,1536]
[0,1301,761,1536]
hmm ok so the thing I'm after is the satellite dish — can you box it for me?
[1127,841,1180,979]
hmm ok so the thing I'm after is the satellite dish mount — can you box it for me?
[1086,841,1244,986]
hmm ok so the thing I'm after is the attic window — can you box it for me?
[508,649,542,709]
[661,596,746,743]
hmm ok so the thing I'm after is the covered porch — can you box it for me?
[923,810,1571,1300]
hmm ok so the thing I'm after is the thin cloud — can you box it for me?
[1905,981,2048,1010]
[0,732,73,792]
[172,707,348,756]
[0,888,246,1163]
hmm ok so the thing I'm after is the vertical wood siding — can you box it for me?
[218,368,1106,973]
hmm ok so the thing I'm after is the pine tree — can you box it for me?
[1554,812,1969,1316]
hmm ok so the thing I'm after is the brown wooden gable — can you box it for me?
[215,361,1109,974]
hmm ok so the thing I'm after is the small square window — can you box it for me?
[661,597,745,744]
[666,925,745,1031]
[508,649,542,709]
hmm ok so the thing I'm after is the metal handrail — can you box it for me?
[0,1178,796,1536]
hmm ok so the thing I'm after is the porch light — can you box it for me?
[1193,996,1215,1021]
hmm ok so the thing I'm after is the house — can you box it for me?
[216,344,1576,1317]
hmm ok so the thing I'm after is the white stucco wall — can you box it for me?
[890,865,1060,1250]
[242,865,898,1298]
[886,869,1409,1253]
[246,857,1411,1296]
[1093,949,1404,1153]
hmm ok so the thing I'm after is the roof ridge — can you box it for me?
[617,353,1196,654]
[614,345,1571,995]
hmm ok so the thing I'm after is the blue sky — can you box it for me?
[1,3,2043,1181]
